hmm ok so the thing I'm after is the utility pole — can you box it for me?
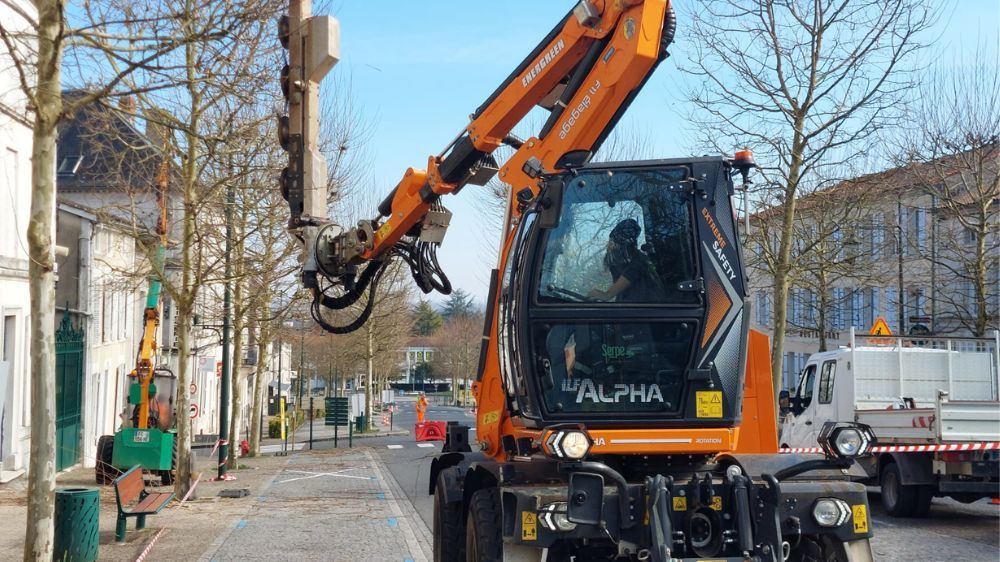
[278,0,339,288]
[217,184,234,480]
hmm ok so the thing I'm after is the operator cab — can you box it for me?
[497,157,750,429]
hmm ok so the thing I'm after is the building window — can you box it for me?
[850,289,864,329]
[885,288,899,332]
[755,290,770,326]
[866,288,880,328]
[830,288,846,330]
[963,281,979,318]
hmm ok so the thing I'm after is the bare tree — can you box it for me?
[434,312,484,406]
[892,47,999,337]
[683,0,934,405]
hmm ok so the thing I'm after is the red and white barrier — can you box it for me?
[779,442,1000,454]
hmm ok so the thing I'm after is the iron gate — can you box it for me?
[55,313,84,471]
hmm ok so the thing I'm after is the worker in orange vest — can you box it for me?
[416,392,428,424]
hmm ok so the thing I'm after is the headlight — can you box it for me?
[834,429,863,456]
[812,498,851,527]
[539,502,576,532]
[542,428,591,460]
[817,422,874,459]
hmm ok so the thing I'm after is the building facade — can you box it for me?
[749,155,999,390]
[0,0,35,481]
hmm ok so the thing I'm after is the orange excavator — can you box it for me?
[288,1,876,560]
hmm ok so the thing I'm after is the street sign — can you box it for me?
[325,397,349,426]
[190,403,199,418]
[869,316,893,345]
[190,383,197,396]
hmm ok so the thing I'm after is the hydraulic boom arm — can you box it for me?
[307,0,675,332]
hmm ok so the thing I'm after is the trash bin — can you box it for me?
[54,488,99,562]
[355,415,366,432]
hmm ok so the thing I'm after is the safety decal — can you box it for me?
[672,496,687,511]
[695,391,723,418]
[521,511,537,541]
[374,221,392,244]
[482,410,500,425]
[710,496,722,511]
[851,504,868,533]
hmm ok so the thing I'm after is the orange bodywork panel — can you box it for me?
[732,329,779,455]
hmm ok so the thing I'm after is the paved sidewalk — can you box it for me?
[0,447,431,561]
[206,448,431,561]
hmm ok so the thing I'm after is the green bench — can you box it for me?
[113,465,174,542]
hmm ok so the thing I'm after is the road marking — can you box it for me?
[236,520,248,529]
[275,468,374,484]
[387,444,404,449]
[416,443,436,448]
[259,443,305,453]
[387,517,398,526]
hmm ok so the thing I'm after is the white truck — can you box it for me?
[781,329,1000,517]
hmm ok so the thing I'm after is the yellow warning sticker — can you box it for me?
[672,496,687,511]
[521,511,537,541]
[711,496,722,511]
[374,221,393,244]
[482,410,500,425]
[852,504,869,533]
[696,391,723,418]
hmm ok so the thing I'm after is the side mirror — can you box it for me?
[537,179,564,230]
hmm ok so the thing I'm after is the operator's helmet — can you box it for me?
[610,218,641,246]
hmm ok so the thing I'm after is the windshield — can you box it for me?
[533,321,693,415]
[536,168,697,305]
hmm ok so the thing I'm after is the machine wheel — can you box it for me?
[465,488,502,562]
[95,435,115,484]
[160,436,178,486]
[787,535,849,562]
[879,462,930,517]
[433,471,465,562]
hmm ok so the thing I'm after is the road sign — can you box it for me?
[325,397,349,425]
[190,403,199,419]
[869,316,893,345]
[189,383,197,396]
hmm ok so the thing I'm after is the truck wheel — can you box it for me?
[788,535,849,562]
[465,488,502,562]
[880,462,916,517]
[95,435,114,484]
[913,485,934,516]
[433,471,465,562]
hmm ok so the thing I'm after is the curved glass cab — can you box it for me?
[497,158,749,428]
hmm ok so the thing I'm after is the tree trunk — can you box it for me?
[248,310,269,457]
[23,3,62,558]
[365,327,374,432]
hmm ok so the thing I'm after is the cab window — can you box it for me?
[818,360,836,404]
[796,364,817,412]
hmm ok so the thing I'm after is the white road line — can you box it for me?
[387,444,404,449]
[259,443,305,453]
[365,449,432,560]
[416,443,436,448]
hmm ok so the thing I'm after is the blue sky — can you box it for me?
[327,1,999,306]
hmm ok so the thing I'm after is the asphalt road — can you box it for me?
[314,401,999,561]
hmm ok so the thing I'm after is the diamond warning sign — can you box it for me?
[696,391,723,418]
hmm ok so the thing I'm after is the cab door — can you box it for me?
[782,363,817,448]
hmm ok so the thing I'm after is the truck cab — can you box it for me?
[781,350,851,449]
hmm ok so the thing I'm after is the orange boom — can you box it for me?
[290,2,876,560]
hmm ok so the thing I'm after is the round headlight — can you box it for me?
[812,499,840,527]
[561,431,590,459]
[834,428,863,457]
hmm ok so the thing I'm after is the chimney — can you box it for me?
[118,95,136,122]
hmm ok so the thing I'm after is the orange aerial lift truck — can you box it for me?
[96,162,178,486]
[281,1,876,560]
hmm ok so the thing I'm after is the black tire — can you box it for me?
[161,435,178,486]
[433,471,465,562]
[788,535,849,562]
[880,462,916,517]
[465,488,502,562]
[913,484,934,516]
[95,435,115,485]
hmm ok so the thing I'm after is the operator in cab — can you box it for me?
[586,218,663,303]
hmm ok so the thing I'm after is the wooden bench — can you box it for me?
[113,465,174,542]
